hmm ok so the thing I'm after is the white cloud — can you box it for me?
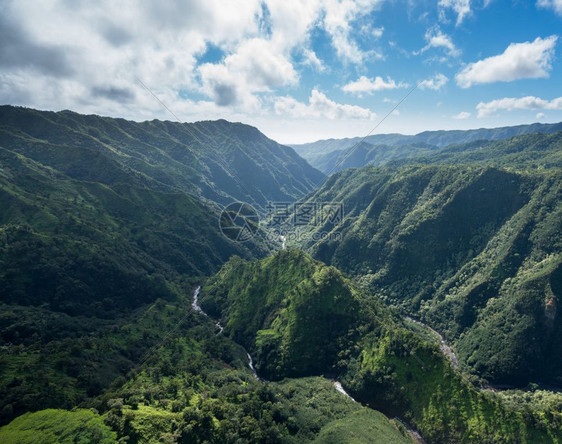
[0,0,390,124]
[0,0,269,116]
[275,89,374,119]
[302,49,326,71]
[265,0,323,48]
[456,36,558,88]
[536,112,546,119]
[438,0,472,25]
[198,38,298,108]
[416,28,461,58]
[537,0,562,15]
[323,0,385,64]
[342,75,408,94]
[476,96,562,117]
[419,73,448,90]
[371,26,385,38]
[453,111,471,119]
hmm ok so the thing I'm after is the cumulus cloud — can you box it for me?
[419,73,448,90]
[536,112,546,119]
[323,0,385,64]
[416,28,461,58]
[476,95,562,117]
[199,38,298,108]
[0,0,392,123]
[275,89,374,119]
[453,111,471,119]
[438,0,472,25]
[0,12,74,77]
[537,0,562,15]
[342,75,408,94]
[0,0,269,117]
[456,36,558,88]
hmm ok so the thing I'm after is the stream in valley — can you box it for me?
[192,286,424,442]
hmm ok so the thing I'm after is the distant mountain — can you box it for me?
[0,106,324,210]
[308,141,438,174]
[295,165,562,387]
[397,130,562,169]
[293,122,562,173]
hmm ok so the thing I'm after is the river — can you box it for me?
[192,286,257,378]
[405,316,458,369]
[192,287,425,442]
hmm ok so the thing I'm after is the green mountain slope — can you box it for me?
[0,138,275,425]
[0,409,117,443]
[0,107,310,426]
[198,250,562,443]
[2,284,414,444]
[199,249,394,380]
[0,145,269,311]
[307,141,438,174]
[0,105,324,210]
[399,130,562,169]
[295,165,562,386]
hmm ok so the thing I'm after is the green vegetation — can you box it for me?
[0,105,323,210]
[0,409,117,443]
[350,328,562,443]
[200,250,562,443]
[299,164,562,387]
[405,130,562,170]
[1,274,411,443]
[1,106,561,442]
[313,409,411,443]
[0,106,308,426]
[200,249,393,380]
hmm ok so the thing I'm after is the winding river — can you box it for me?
[192,286,257,378]
[192,286,424,442]
[405,316,458,369]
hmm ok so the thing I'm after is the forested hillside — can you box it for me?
[1,105,561,443]
[199,250,562,443]
[294,164,562,386]
[0,106,324,210]
[0,112,282,426]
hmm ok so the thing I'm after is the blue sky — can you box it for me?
[1,0,561,143]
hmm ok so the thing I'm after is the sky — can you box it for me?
[1,0,561,144]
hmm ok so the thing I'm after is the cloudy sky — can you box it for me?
[1,0,561,143]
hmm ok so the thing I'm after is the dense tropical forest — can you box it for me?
[1,106,561,443]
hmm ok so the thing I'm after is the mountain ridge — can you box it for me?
[292,121,562,173]
[0,105,324,210]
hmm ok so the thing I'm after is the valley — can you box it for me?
[2,1,562,441]
[0,107,561,443]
